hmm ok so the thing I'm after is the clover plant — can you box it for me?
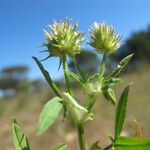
[11,19,150,150]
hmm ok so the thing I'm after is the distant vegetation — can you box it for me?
[0,65,29,96]
[69,50,99,76]
[112,25,150,68]
[0,65,45,97]
[1,25,150,99]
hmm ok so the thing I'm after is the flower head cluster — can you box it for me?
[43,19,84,58]
[89,22,121,53]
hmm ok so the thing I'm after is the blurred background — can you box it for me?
[0,0,150,149]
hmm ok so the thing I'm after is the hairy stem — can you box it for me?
[99,53,108,78]
[62,54,74,96]
[62,55,86,150]
[77,123,86,150]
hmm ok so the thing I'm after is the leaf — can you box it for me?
[102,88,116,105]
[110,54,133,78]
[32,57,61,98]
[115,85,130,139]
[102,78,122,87]
[49,143,67,150]
[90,141,102,150]
[114,136,150,150]
[37,97,62,135]
[12,119,30,150]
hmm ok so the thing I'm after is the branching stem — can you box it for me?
[62,54,86,150]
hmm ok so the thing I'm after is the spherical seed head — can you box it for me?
[89,21,121,53]
[43,19,84,58]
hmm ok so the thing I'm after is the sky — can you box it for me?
[0,0,150,80]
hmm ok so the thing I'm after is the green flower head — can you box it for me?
[43,19,84,59]
[89,21,121,54]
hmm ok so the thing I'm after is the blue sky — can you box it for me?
[0,0,150,80]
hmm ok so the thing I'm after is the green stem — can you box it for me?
[77,123,86,150]
[99,53,108,78]
[74,59,86,82]
[62,54,74,96]
[87,94,97,112]
[62,55,86,150]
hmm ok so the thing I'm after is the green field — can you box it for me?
[0,68,150,150]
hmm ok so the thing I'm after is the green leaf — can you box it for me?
[32,57,61,98]
[102,88,116,105]
[110,54,133,78]
[37,97,62,135]
[49,143,67,150]
[114,136,150,150]
[102,78,122,87]
[12,119,30,150]
[115,85,130,139]
[90,141,102,150]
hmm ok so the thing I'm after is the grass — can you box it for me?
[0,68,150,150]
